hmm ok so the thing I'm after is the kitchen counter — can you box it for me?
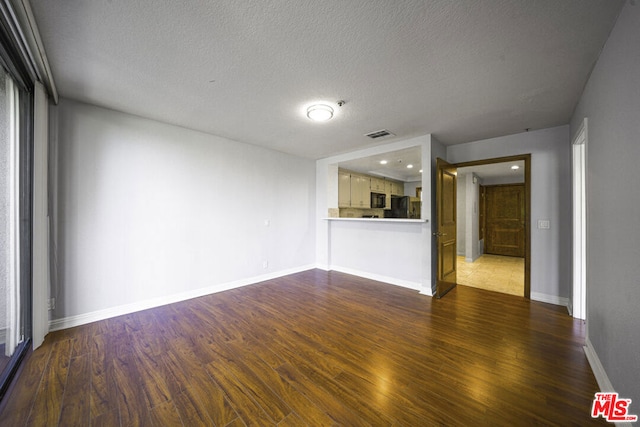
[324,217,428,223]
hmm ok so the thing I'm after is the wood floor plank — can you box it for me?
[205,339,291,423]
[112,352,153,427]
[158,346,241,426]
[187,372,239,427]
[58,354,91,427]
[90,333,120,418]
[172,388,213,427]
[204,359,277,426]
[90,409,120,427]
[277,411,307,427]
[0,269,607,426]
[130,344,176,409]
[276,362,369,427]
[0,344,52,427]
[25,339,72,426]
[225,340,334,426]
[148,399,183,426]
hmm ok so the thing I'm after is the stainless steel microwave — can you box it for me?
[370,192,386,208]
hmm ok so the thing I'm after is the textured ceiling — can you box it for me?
[29,0,623,159]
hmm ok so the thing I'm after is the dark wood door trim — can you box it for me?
[452,154,531,299]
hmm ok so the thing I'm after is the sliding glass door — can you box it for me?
[0,64,32,401]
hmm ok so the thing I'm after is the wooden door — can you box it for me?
[485,184,525,257]
[436,158,457,298]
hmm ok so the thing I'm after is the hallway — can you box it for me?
[457,255,524,296]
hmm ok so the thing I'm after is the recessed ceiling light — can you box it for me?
[511,165,520,170]
[419,169,423,173]
[306,104,334,122]
[407,164,413,169]
[380,160,388,165]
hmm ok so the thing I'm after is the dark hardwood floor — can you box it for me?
[0,270,606,426]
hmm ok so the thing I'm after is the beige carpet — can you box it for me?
[457,255,524,296]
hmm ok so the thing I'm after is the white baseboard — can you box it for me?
[49,264,316,331]
[583,340,631,427]
[584,337,615,392]
[314,262,330,271]
[318,263,429,294]
[326,265,422,291]
[530,292,570,312]
[419,279,434,296]
[566,300,574,317]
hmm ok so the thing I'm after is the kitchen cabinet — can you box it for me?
[384,181,392,209]
[338,170,406,209]
[390,181,404,196]
[370,177,385,193]
[338,170,371,208]
[350,174,371,208]
[338,171,351,207]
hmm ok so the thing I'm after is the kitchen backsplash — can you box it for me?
[339,208,386,218]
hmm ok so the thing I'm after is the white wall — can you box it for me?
[456,174,481,260]
[464,173,480,262]
[456,177,467,256]
[570,3,640,405]
[329,220,425,289]
[447,126,572,302]
[404,181,421,198]
[52,98,316,325]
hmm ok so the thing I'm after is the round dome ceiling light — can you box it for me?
[307,104,334,122]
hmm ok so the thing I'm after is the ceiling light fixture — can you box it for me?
[307,104,334,122]
[407,164,413,169]
[511,165,520,170]
[380,160,388,165]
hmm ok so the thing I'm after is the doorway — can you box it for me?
[450,155,531,298]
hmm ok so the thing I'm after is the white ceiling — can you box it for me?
[29,0,623,160]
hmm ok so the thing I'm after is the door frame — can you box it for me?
[572,119,587,320]
[452,154,531,298]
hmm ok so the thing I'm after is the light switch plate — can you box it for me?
[538,219,550,229]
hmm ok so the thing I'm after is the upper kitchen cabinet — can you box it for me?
[350,173,371,208]
[338,170,371,208]
[390,181,404,196]
[338,170,351,208]
[370,177,385,193]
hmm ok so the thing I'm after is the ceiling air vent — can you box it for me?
[365,129,395,140]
